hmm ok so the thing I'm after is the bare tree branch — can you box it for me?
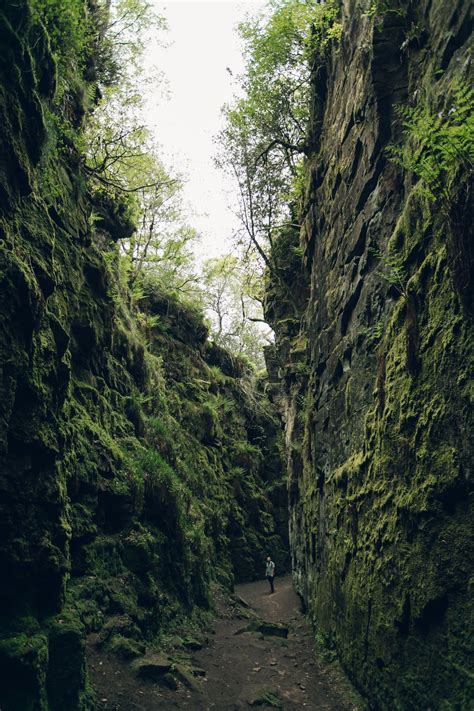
[255,138,308,165]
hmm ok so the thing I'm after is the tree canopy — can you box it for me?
[216,0,341,275]
[202,255,273,370]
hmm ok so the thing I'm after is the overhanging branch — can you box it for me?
[255,138,308,165]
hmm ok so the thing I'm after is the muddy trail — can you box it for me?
[90,576,362,710]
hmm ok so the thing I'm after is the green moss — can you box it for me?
[288,191,474,708]
[0,633,49,711]
[45,609,89,711]
[268,3,474,704]
[108,635,145,659]
[0,4,289,710]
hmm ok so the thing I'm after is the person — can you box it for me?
[265,555,275,593]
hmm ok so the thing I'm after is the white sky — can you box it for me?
[144,1,264,258]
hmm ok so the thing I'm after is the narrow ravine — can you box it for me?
[0,1,472,709]
[90,576,361,710]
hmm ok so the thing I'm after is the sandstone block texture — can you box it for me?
[267,0,473,708]
[0,2,288,709]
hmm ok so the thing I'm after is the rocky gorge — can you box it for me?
[0,0,473,709]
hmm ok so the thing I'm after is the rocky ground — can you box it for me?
[89,576,363,710]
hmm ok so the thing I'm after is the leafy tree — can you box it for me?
[202,255,273,369]
[83,0,168,193]
[124,179,201,299]
[76,1,202,299]
[93,0,166,86]
[216,0,341,276]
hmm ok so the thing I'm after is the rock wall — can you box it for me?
[0,3,288,709]
[267,0,473,708]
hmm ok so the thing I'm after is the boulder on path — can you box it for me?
[131,654,172,680]
[235,619,289,638]
[182,638,203,651]
[234,594,252,609]
[172,664,200,691]
[248,689,283,708]
[191,666,206,677]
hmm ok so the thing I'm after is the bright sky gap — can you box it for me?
[145,1,265,259]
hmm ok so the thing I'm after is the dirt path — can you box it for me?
[90,576,362,710]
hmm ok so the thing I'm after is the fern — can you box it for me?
[370,247,408,298]
[388,82,474,207]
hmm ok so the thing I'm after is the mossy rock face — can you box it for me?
[98,616,144,646]
[108,635,145,660]
[267,1,474,708]
[205,341,246,377]
[158,672,179,690]
[143,287,209,347]
[46,614,87,711]
[0,633,49,711]
[0,4,288,710]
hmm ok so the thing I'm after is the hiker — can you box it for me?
[265,555,275,593]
